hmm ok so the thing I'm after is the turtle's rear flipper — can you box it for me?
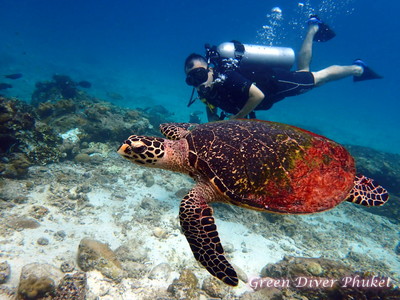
[346,175,389,206]
[180,184,238,286]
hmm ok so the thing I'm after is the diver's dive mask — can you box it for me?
[185,67,209,87]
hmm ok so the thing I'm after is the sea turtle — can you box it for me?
[117,120,389,286]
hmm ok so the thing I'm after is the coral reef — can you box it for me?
[77,238,124,282]
[5,215,41,231]
[0,97,62,175]
[31,75,89,107]
[17,275,54,299]
[0,153,32,178]
[148,263,172,280]
[0,261,11,284]
[0,97,35,153]
[201,276,231,298]
[51,272,87,300]
[0,87,167,178]
[17,263,63,300]
[255,256,400,299]
[167,269,200,300]
[261,256,353,279]
[36,98,153,144]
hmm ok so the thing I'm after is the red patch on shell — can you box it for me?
[250,138,355,214]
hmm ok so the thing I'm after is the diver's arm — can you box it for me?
[231,84,264,119]
[206,106,220,122]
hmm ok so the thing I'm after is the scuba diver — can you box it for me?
[184,15,382,122]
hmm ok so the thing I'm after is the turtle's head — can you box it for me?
[117,135,165,166]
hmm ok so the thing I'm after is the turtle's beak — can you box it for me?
[117,143,132,158]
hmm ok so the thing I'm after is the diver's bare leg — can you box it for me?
[297,25,318,71]
[312,65,363,86]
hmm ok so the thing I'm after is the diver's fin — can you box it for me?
[314,23,336,42]
[353,59,383,82]
[308,15,336,42]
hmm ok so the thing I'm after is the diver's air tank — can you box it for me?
[217,42,295,70]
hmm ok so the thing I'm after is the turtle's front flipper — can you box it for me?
[180,183,238,286]
[346,175,389,206]
[160,123,198,140]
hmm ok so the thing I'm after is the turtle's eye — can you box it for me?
[132,145,146,154]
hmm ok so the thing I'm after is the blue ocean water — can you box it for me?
[1,0,399,153]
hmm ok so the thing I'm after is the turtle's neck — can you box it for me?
[159,139,193,175]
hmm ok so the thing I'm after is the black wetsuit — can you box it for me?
[200,67,315,115]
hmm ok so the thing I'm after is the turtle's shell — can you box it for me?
[184,120,355,214]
